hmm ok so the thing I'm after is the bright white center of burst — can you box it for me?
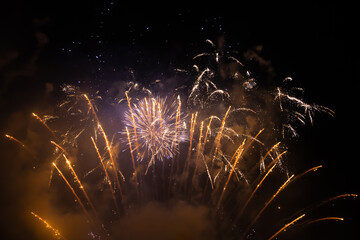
[123,97,185,162]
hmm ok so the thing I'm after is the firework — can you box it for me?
[123,96,186,168]
[52,162,92,221]
[267,214,306,240]
[6,39,355,240]
[30,212,66,240]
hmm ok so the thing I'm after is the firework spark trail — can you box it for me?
[202,116,214,148]
[287,193,358,223]
[32,113,57,140]
[305,217,344,225]
[4,133,39,161]
[90,137,119,212]
[188,121,204,194]
[50,141,70,157]
[241,129,264,158]
[125,127,140,201]
[241,174,295,240]
[83,94,100,123]
[317,193,358,207]
[185,112,198,171]
[52,162,92,221]
[274,87,335,126]
[62,155,97,217]
[5,134,25,147]
[267,214,306,240]
[251,149,287,189]
[194,121,204,169]
[125,91,140,155]
[84,94,124,196]
[217,139,246,209]
[210,106,231,171]
[172,95,182,150]
[236,151,287,221]
[289,165,322,183]
[30,211,66,240]
[169,96,182,189]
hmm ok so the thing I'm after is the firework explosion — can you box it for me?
[4,39,357,240]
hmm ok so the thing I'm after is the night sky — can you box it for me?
[0,1,358,239]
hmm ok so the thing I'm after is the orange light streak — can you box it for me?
[236,151,287,220]
[125,91,140,155]
[31,211,66,240]
[241,174,295,240]
[5,134,25,147]
[210,106,231,170]
[267,214,306,240]
[32,113,57,139]
[52,162,91,221]
[217,139,246,209]
[50,141,69,156]
[63,155,97,216]
[125,127,139,200]
[91,137,119,212]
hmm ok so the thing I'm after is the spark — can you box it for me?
[210,106,231,171]
[267,214,306,240]
[317,193,358,207]
[91,137,119,212]
[125,91,140,155]
[5,134,25,147]
[306,217,344,225]
[50,141,69,156]
[217,139,246,209]
[185,112,198,169]
[30,211,66,240]
[241,174,295,240]
[63,154,97,217]
[52,162,92,221]
[236,151,287,221]
[125,127,140,200]
[32,113,57,139]
[84,94,124,195]
[124,96,185,165]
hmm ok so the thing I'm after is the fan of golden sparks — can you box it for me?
[5,40,357,239]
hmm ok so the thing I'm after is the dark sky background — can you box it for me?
[0,1,358,239]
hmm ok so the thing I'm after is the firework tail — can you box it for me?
[187,121,204,196]
[235,150,287,222]
[125,127,140,201]
[267,214,306,240]
[240,174,295,240]
[5,134,25,147]
[317,193,358,207]
[63,154,98,218]
[288,193,358,221]
[5,134,38,160]
[210,106,231,172]
[91,137,120,212]
[30,211,66,240]
[182,112,198,195]
[217,139,246,209]
[171,95,182,150]
[202,116,214,148]
[84,94,124,197]
[247,141,281,183]
[185,112,198,171]
[240,129,265,158]
[51,141,70,157]
[32,113,57,140]
[305,217,344,226]
[125,91,140,156]
[168,96,182,195]
[52,162,92,222]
